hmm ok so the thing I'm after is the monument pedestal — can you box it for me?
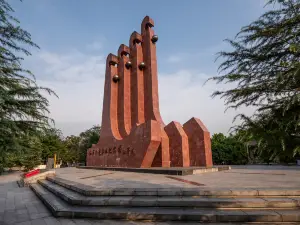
[78,165,231,176]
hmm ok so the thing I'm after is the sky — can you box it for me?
[11,0,269,136]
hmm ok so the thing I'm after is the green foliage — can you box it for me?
[78,125,100,163]
[0,124,100,171]
[0,0,56,173]
[209,0,300,161]
[61,135,81,164]
[40,128,66,163]
[18,135,43,171]
[0,134,43,172]
[59,125,100,165]
[211,133,248,165]
[236,111,300,163]
[40,125,101,166]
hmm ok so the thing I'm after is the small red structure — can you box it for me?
[86,16,213,168]
[24,169,40,178]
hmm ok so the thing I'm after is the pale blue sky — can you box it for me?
[11,0,267,136]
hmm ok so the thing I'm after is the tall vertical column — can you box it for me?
[117,44,131,137]
[99,54,122,140]
[129,32,145,127]
[141,16,164,125]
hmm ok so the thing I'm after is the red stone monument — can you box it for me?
[86,16,213,168]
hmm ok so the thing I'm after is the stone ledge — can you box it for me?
[30,183,300,222]
[18,170,55,187]
[38,179,300,208]
[77,166,231,175]
[46,176,300,197]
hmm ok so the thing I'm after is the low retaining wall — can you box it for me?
[18,170,55,187]
[77,166,231,175]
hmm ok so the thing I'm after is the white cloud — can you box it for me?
[32,50,106,135]
[166,43,229,65]
[31,49,254,137]
[167,55,183,63]
[37,50,105,82]
[86,41,103,51]
[158,70,255,134]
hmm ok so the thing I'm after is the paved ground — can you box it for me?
[0,172,182,225]
[55,165,300,188]
[1,165,300,224]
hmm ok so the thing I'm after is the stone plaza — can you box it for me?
[1,165,300,224]
[55,165,300,189]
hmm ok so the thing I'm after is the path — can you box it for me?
[0,172,157,225]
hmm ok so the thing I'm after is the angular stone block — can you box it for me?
[164,121,190,167]
[183,117,213,167]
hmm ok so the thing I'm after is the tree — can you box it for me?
[210,0,300,162]
[211,133,248,165]
[0,0,56,172]
[60,125,100,166]
[78,125,100,163]
[62,135,81,164]
[18,135,43,171]
[40,128,65,164]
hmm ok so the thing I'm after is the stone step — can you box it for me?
[47,176,300,197]
[77,165,231,175]
[30,183,300,223]
[38,179,300,208]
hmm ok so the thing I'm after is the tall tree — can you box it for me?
[0,0,56,172]
[210,0,300,161]
[78,125,100,163]
[40,128,65,164]
[62,135,81,164]
[60,126,101,165]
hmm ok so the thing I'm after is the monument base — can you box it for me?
[77,165,231,175]
[30,166,300,222]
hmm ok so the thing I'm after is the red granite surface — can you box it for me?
[86,16,213,168]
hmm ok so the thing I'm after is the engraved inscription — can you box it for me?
[91,145,135,156]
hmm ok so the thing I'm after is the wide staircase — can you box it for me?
[30,175,300,224]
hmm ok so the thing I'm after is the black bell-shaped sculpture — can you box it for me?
[151,35,158,43]
[139,62,146,70]
[125,61,132,69]
[112,75,120,83]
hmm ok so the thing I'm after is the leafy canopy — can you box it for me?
[210,0,300,159]
[0,0,56,172]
